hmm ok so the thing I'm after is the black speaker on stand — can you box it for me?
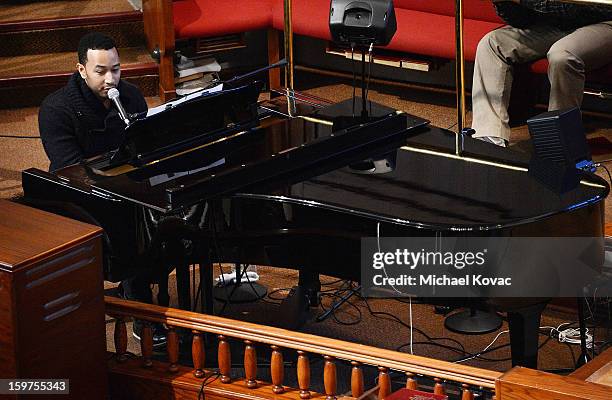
[328,0,396,120]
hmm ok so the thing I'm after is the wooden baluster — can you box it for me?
[271,345,284,394]
[140,322,153,368]
[461,384,474,400]
[218,335,232,383]
[244,340,258,388]
[297,351,311,399]
[167,327,179,373]
[192,330,205,378]
[405,372,418,390]
[114,317,128,362]
[378,367,391,400]
[351,361,364,398]
[433,378,445,396]
[323,356,337,400]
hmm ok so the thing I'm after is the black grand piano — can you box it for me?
[22,82,609,369]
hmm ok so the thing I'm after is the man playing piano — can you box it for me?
[38,32,164,345]
[38,32,148,171]
[471,0,612,147]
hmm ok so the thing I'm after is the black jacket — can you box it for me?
[39,72,148,172]
[495,0,612,30]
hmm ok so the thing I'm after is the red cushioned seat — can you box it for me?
[272,0,332,41]
[272,1,503,61]
[173,0,611,84]
[395,0,503,23]
[387,9,503,60]
[173,0,274,39]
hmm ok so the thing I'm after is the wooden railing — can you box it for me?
[105,296,612,400]
[105,297,612,400]
[106,296,501,399]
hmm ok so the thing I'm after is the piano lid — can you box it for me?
[233,127,609,231]
[85,110,428,212]
[90,81,263,171]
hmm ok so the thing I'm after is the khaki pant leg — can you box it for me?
[471,25,566,140]
[547,21,612,111]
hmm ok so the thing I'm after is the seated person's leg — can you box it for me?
[120,272,167,346]
[120,273,153,303]
[547,21,612,111]
[471,25,566,146]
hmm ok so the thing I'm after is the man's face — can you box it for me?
[77,48,121,100]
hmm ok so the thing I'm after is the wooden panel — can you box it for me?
[0,200,101,271]
[0,200,106,399]
[268,29,281,90]
[0,273,17,377]
[108,356,326,400]
[14,240,106,377]
[497,367,612,400]
[585,362,612,387]
[605,223,612,237]
[142,0,176,100]
[571,348,612,382]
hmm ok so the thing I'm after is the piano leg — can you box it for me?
[507,302,547,368]
[200,259,215,315]
[157,276,170,307]
[176,263,191,311]
[298,269,321,306]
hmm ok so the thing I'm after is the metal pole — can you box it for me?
[283,0,295,90]
[283,0,296,115]
[455,0,466,156]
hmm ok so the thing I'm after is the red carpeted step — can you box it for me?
[0,0,138,27]
[0,47,159,108]
[0,0,160,108]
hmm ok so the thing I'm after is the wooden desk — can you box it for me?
[0,199,106,399]
[572,348,612,388]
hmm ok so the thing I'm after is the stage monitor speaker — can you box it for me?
[329,0,397,46]
[527,107,592,170]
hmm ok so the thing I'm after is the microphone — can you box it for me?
[224,58,288,85]
[107,88,131,126]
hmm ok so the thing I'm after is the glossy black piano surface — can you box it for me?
[234,129,607,230]
[21,95,609,369]
[21,98,608,287]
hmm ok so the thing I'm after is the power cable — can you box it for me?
[596,163,612,185]
[0,134,40,139]
[198,371,221,400]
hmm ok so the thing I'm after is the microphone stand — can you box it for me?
[186,59,289,95]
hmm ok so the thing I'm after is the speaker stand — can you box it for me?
[575,296,592,368]
[444,307,502,335]
[213,265,267,304]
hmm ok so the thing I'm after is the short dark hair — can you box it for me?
[77,32,117,65]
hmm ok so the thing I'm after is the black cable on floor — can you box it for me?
[0,134,40,139]
[321,283,479,358]
[598,163,612,185]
